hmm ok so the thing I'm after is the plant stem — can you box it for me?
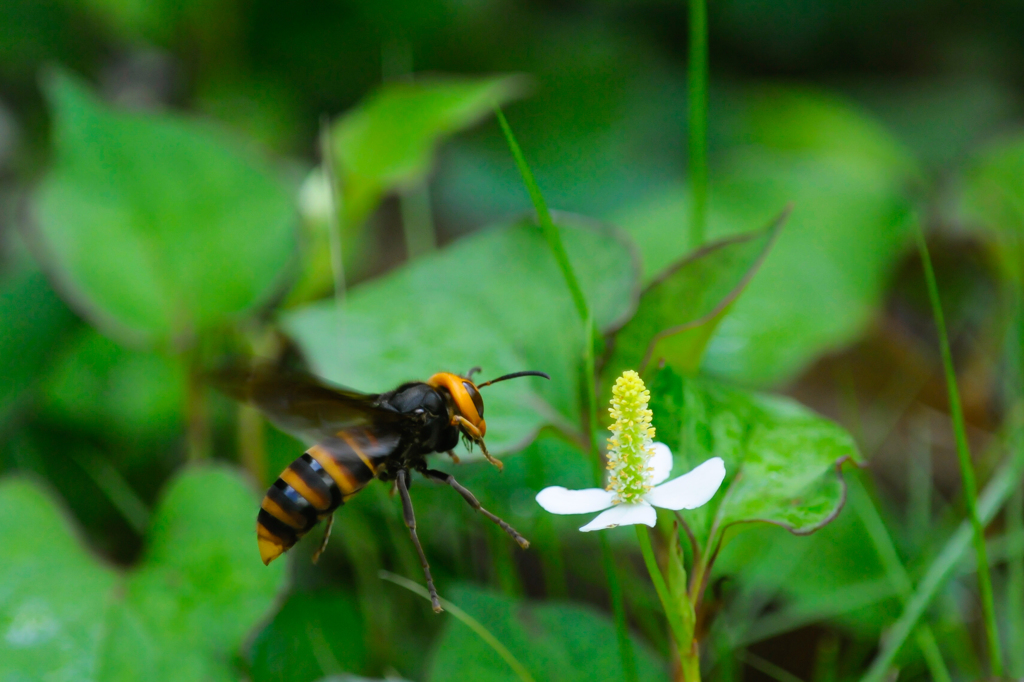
[602,533,639,682]
[380,570,537,682]
[687,0,709,249]
[636,525,697,679]
[914,225,1002,677]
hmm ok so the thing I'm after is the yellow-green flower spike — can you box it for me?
[606,370,656,505]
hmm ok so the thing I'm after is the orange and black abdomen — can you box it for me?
[256,429,390,565]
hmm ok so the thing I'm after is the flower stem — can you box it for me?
[636,525,698,679]
[914,225,1002,677]
[687,0,708,249]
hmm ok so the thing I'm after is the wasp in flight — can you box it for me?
[213,363,548,612]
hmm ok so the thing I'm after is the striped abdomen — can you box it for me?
[256,429,394,565]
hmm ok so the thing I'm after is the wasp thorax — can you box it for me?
[606,370,656,505]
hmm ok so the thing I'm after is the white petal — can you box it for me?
[579,502,657,532]
[536,487,614,515]
[645,457,726,511]
[649,442,673,485]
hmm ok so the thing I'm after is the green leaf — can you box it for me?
[248,590,365,682]
[649,366,861,547]
[334,75,528,230]
[616,88,915,386]
[0,465,287,682]
[284,216,640,457]
[0,477,120,682]
[604,207,785,381]
[425,585,665,682]
[960,133,1024,286]
[33,70,297,347]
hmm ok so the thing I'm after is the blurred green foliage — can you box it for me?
[1,1,1023,681]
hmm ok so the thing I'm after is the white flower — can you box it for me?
[535,443,726,531]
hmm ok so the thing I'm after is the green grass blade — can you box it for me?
[859,441,1024,682]
[739,650,805,682]
[494,107,590,324]
[913,225,1002,676]
[1009,484,1024,677]
[380,571,537,682]
[848,477,951,682]
[687,0,709,249]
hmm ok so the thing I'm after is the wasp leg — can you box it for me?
[311,512,334,565]
[423,469,529,549]
[396,469,443,613]
[446,450,461,464]
[453,416,502,471]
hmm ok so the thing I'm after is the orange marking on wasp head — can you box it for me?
[428,372,484,432]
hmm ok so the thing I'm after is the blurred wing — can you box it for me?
[210,363,405,443]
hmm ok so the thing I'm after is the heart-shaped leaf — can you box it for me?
[425,585,665,681]
[32,70,297,347]
[604,207,786,382]
[649,366,861,547]
[284,216,640,457]
[0,465,287,682]
[334,75,528,230]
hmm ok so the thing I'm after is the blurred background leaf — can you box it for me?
[31,71,297,348]
[0,466,287,682]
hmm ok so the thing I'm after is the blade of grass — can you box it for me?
[859,437,1024,682]
[848,476,951,682]
[738,650,805,682]
[913,225,1002,676]
[380,570,537,682]
[71,450,150,534]
[496,105,636,679]
[1006,274,1024,678]
[1008,484,1024,678]
[494,107,589,325]
[688,0,708,249]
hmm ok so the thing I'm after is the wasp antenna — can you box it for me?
[477,370,550,389]
[464,366,483,379]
